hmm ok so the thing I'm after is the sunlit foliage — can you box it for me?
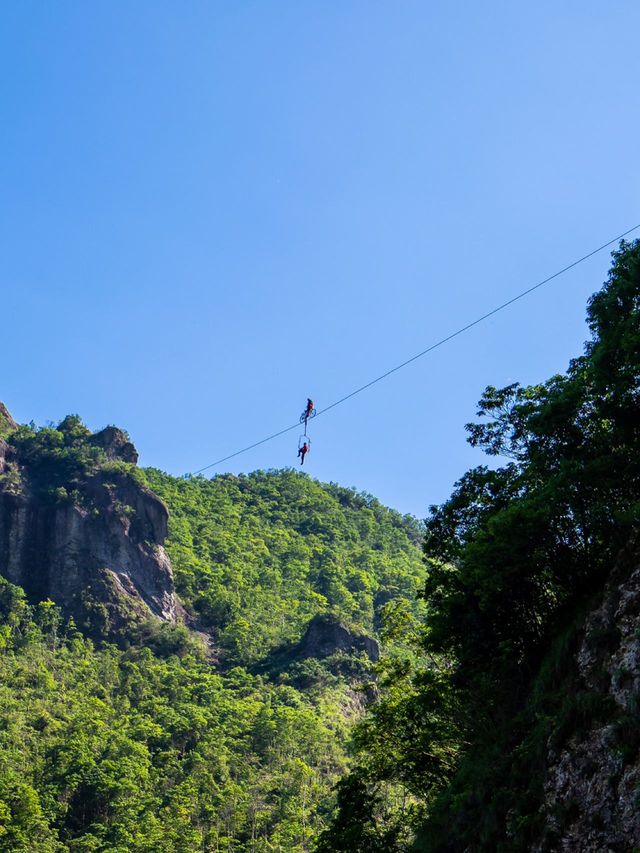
[321,241,640,851]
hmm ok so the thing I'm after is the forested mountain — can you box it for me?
[142,468,424,667]
[0,415,425,852]
[2,242,639,852]
[320,241,640,852]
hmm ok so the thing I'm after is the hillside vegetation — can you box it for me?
[0,442,424,851]
[320,241,640,852]
[143,469,424,665]
[4,241,637,853]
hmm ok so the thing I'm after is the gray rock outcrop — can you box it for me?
[89,426,139,464]
[533,543,640,852]
[0,402,17,433]
[296,613,380,662]
[0,403,177,637]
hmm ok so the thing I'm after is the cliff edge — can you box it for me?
[531,542,640,851]
[0,404,178,637]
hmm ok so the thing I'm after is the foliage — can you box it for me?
[0,427,426,850]
[321,241,640,851]
[8,240,639,852]
[6,416,105,501]
[0,576,351,851]
[142,468,426,666]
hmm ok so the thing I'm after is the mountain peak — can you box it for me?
[89,425,138,464]
[0,414,177,638]
[0,402,17,433]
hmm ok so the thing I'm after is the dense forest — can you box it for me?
[1,240,638,851]
[320,241,640,851]
[0,416,425,852]
[142,468,425,667]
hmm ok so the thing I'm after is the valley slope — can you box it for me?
[0,410,425,853]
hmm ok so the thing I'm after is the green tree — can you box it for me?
[322,241,640,851]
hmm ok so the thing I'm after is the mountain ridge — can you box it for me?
[0,411,178,638]
[0,405,425,851]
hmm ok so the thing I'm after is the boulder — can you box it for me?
[296,614,380,662]
[89,426,139,464]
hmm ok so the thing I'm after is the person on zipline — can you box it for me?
[298,441,310,466]
[304,398,314,426]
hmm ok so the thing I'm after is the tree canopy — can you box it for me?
[320,241,640,851]
[0,448,425,850]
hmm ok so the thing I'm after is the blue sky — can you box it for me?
[2,2,639,515]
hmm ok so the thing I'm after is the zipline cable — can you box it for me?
[191,223,640,475]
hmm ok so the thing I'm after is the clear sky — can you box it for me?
[2,2,639,516]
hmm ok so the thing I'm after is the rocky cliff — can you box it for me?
[0,404,177,637]
[531,543,640,852]
[296,613,380,662]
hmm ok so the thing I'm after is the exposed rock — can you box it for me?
[533,546,640,852]
[0,402,17,434]
[89,426,139,464]
[296,614,380,662]
[255,613,380,704]
[0,403,177,638]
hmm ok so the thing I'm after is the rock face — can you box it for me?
[89,426,139,464]
[0,404,177,637]
[533,545,640,852]
[0,403,17,433]
[296,614,380,662]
